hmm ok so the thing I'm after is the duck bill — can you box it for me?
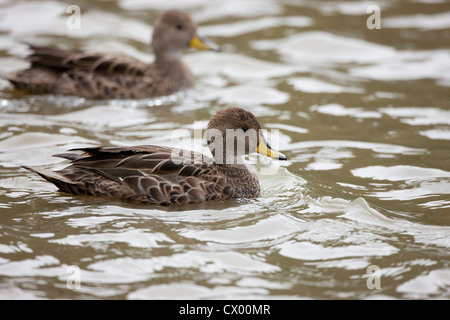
[256,138,287,161]
[189,35,220,52]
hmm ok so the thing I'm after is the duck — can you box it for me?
[2,10,220,99]
[23,107,287,205]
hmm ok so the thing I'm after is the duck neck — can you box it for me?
[216,163,260,198]
[152,49,194,89]
[154,49,183,64]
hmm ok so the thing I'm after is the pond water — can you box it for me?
[0,0,449,299]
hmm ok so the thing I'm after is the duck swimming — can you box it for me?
[23,108,287,205]
[2,10,219,99]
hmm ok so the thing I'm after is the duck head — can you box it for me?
[151,10,220,59]
[206,107,287,165]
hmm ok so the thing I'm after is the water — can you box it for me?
[0,0,449,299]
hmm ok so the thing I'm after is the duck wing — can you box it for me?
[26,44,148,76]
[3,44,153,98]
[24,145,233,205]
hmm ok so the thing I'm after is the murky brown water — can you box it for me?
[0,0,449,299]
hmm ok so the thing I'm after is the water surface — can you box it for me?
[0,0,449,299]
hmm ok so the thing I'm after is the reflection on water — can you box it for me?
[0,0,449,299]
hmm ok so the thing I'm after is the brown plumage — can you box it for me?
[23,108,287,205]
[3,10,219,99]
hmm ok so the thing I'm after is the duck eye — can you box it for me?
[176,24,183,30]
[242,127,249,133]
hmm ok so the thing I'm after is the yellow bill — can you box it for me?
[256,138,287,160]
[189,35,221,52]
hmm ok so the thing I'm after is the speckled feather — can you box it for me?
[24,145,242,205]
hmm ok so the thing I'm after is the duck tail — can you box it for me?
[22,166,82,195]
[0,71,19,87]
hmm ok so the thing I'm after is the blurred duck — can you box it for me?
[2,10,220,99]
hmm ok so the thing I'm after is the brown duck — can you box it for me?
[23,108,287,205]
[3,10,219,99]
